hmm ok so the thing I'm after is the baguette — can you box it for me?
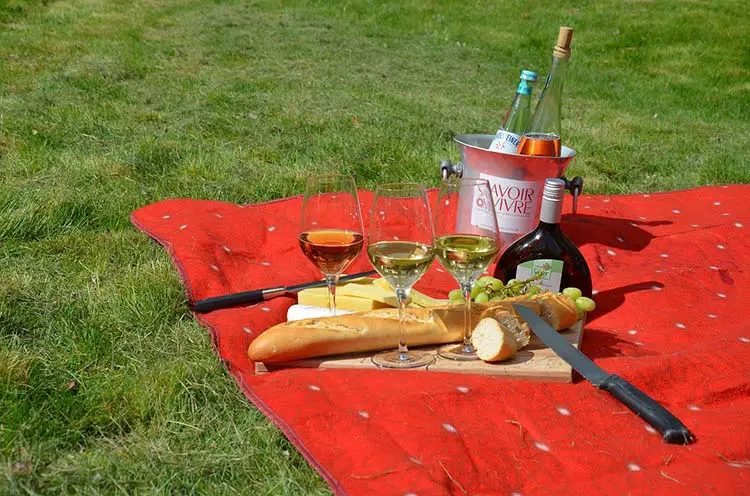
[532,293,578,331]
[249,304,486,363]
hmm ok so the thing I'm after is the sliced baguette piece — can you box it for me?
[471,318,518,362]
[477,309,531,349]
[533,292,578,330]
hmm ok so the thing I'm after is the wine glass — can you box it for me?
[434,178,501,361]
[299,174,364,316]
[368,183,436,369]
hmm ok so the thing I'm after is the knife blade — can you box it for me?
[192,270,378,313]
[513,304,695,445]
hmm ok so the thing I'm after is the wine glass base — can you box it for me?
[371,350,434,369]
[438,343,480,361]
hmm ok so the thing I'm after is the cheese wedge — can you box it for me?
[372,278,450,307]
[337,283,403,307]
[297,287,389,312]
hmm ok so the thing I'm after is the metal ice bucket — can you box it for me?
[441,134,582,247]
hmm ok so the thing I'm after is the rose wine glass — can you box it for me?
[299,174,364,316]
[368,183,436,369]
[434,178,501,361]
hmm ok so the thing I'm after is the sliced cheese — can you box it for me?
[372,278,450,308]
[297,286,389,312]
[337,282,403,307]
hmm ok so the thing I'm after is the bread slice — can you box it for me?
[477,308,531,349]
[471,318,518,362]
[533,293,578,330]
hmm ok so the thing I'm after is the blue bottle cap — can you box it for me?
[520,70,538,82]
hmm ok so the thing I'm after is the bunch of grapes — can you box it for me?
[447,276,597,314]
[447,275,544,303]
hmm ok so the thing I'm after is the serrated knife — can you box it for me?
[513,304,695,445]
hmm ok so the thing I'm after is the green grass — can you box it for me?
[1,0,748,493]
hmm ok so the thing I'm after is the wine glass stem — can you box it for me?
[326,274,339,316]
[396,288,409,360]
[461,282,474,352]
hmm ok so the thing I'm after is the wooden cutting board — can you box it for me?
[255,319,584,383]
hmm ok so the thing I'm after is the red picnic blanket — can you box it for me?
[131,186,750,495]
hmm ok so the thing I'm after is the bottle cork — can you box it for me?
[553,26,574,58]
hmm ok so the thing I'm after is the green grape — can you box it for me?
[448,289,464,301]
[562,287,583,301]
[470,284,483,299]
[474,292,490,303]
[575,297,596,312]
[487,278,504,292]
[525,285,540,296]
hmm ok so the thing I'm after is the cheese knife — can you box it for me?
[513,304,695,445]
[192,270,378,313]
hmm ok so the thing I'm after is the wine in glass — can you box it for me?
[299,174,364,316]
[368,183,436,369]
[434,178,501,361]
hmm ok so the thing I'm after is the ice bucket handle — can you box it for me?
[440,159,463,180]
[561,175,584,214]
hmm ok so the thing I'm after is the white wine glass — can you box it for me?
[368,183,436,369]
[434,178,501,361]
[299,174,364,316]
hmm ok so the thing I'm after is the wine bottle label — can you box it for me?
[515,259,564,293]
[488,130,521,154]
[471,174,540,234]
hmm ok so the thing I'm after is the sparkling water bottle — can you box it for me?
[488,69,538,154]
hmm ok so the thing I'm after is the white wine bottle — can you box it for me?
[518,27,573,157]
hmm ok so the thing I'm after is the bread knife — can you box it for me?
[513,304,695,445]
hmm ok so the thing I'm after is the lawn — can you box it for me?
[1,0,748,493]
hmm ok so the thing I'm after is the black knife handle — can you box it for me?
[599,375,695,445]
[192,287,285,313]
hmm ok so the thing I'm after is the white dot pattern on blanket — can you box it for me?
[162,215,170,219]
[709,266,720,270]
[740,337,750,343]
[617,236,624,243]
[511,492,523,496]
[708,314,717,319]
[308,385,320,391]
[358,410,370,419]
[223,245,232,253]
[210,264,219,271]
[242,326,253,334]
[404,492,417,496]
[267,226,276,232]
[690,224,700,228]
[628,330,637,335]
[672,209,680,214]
[714,201,721,206]
[409,457,422,465]
[556,406,570,416]
[261,262,271,266]
[634,341,644,346]
[214,213,223,218]
[261,306,271,312]
[675,322,686,329]
[660,253,669,258]
[716,244,726,250]
[644,425,657,434]
[722,213,730,216]
[607,249,616,256]
[456,386,469,393]
[179,224,188,230]
[652,286,662,291]
[735,222,743,228]
[534,441,550,452]
[442,423,457,433]
[717,293,727,299]
[591,290,599,295]
[728,462,745,468]
[687,405,701,411]
[627,463,641,472]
